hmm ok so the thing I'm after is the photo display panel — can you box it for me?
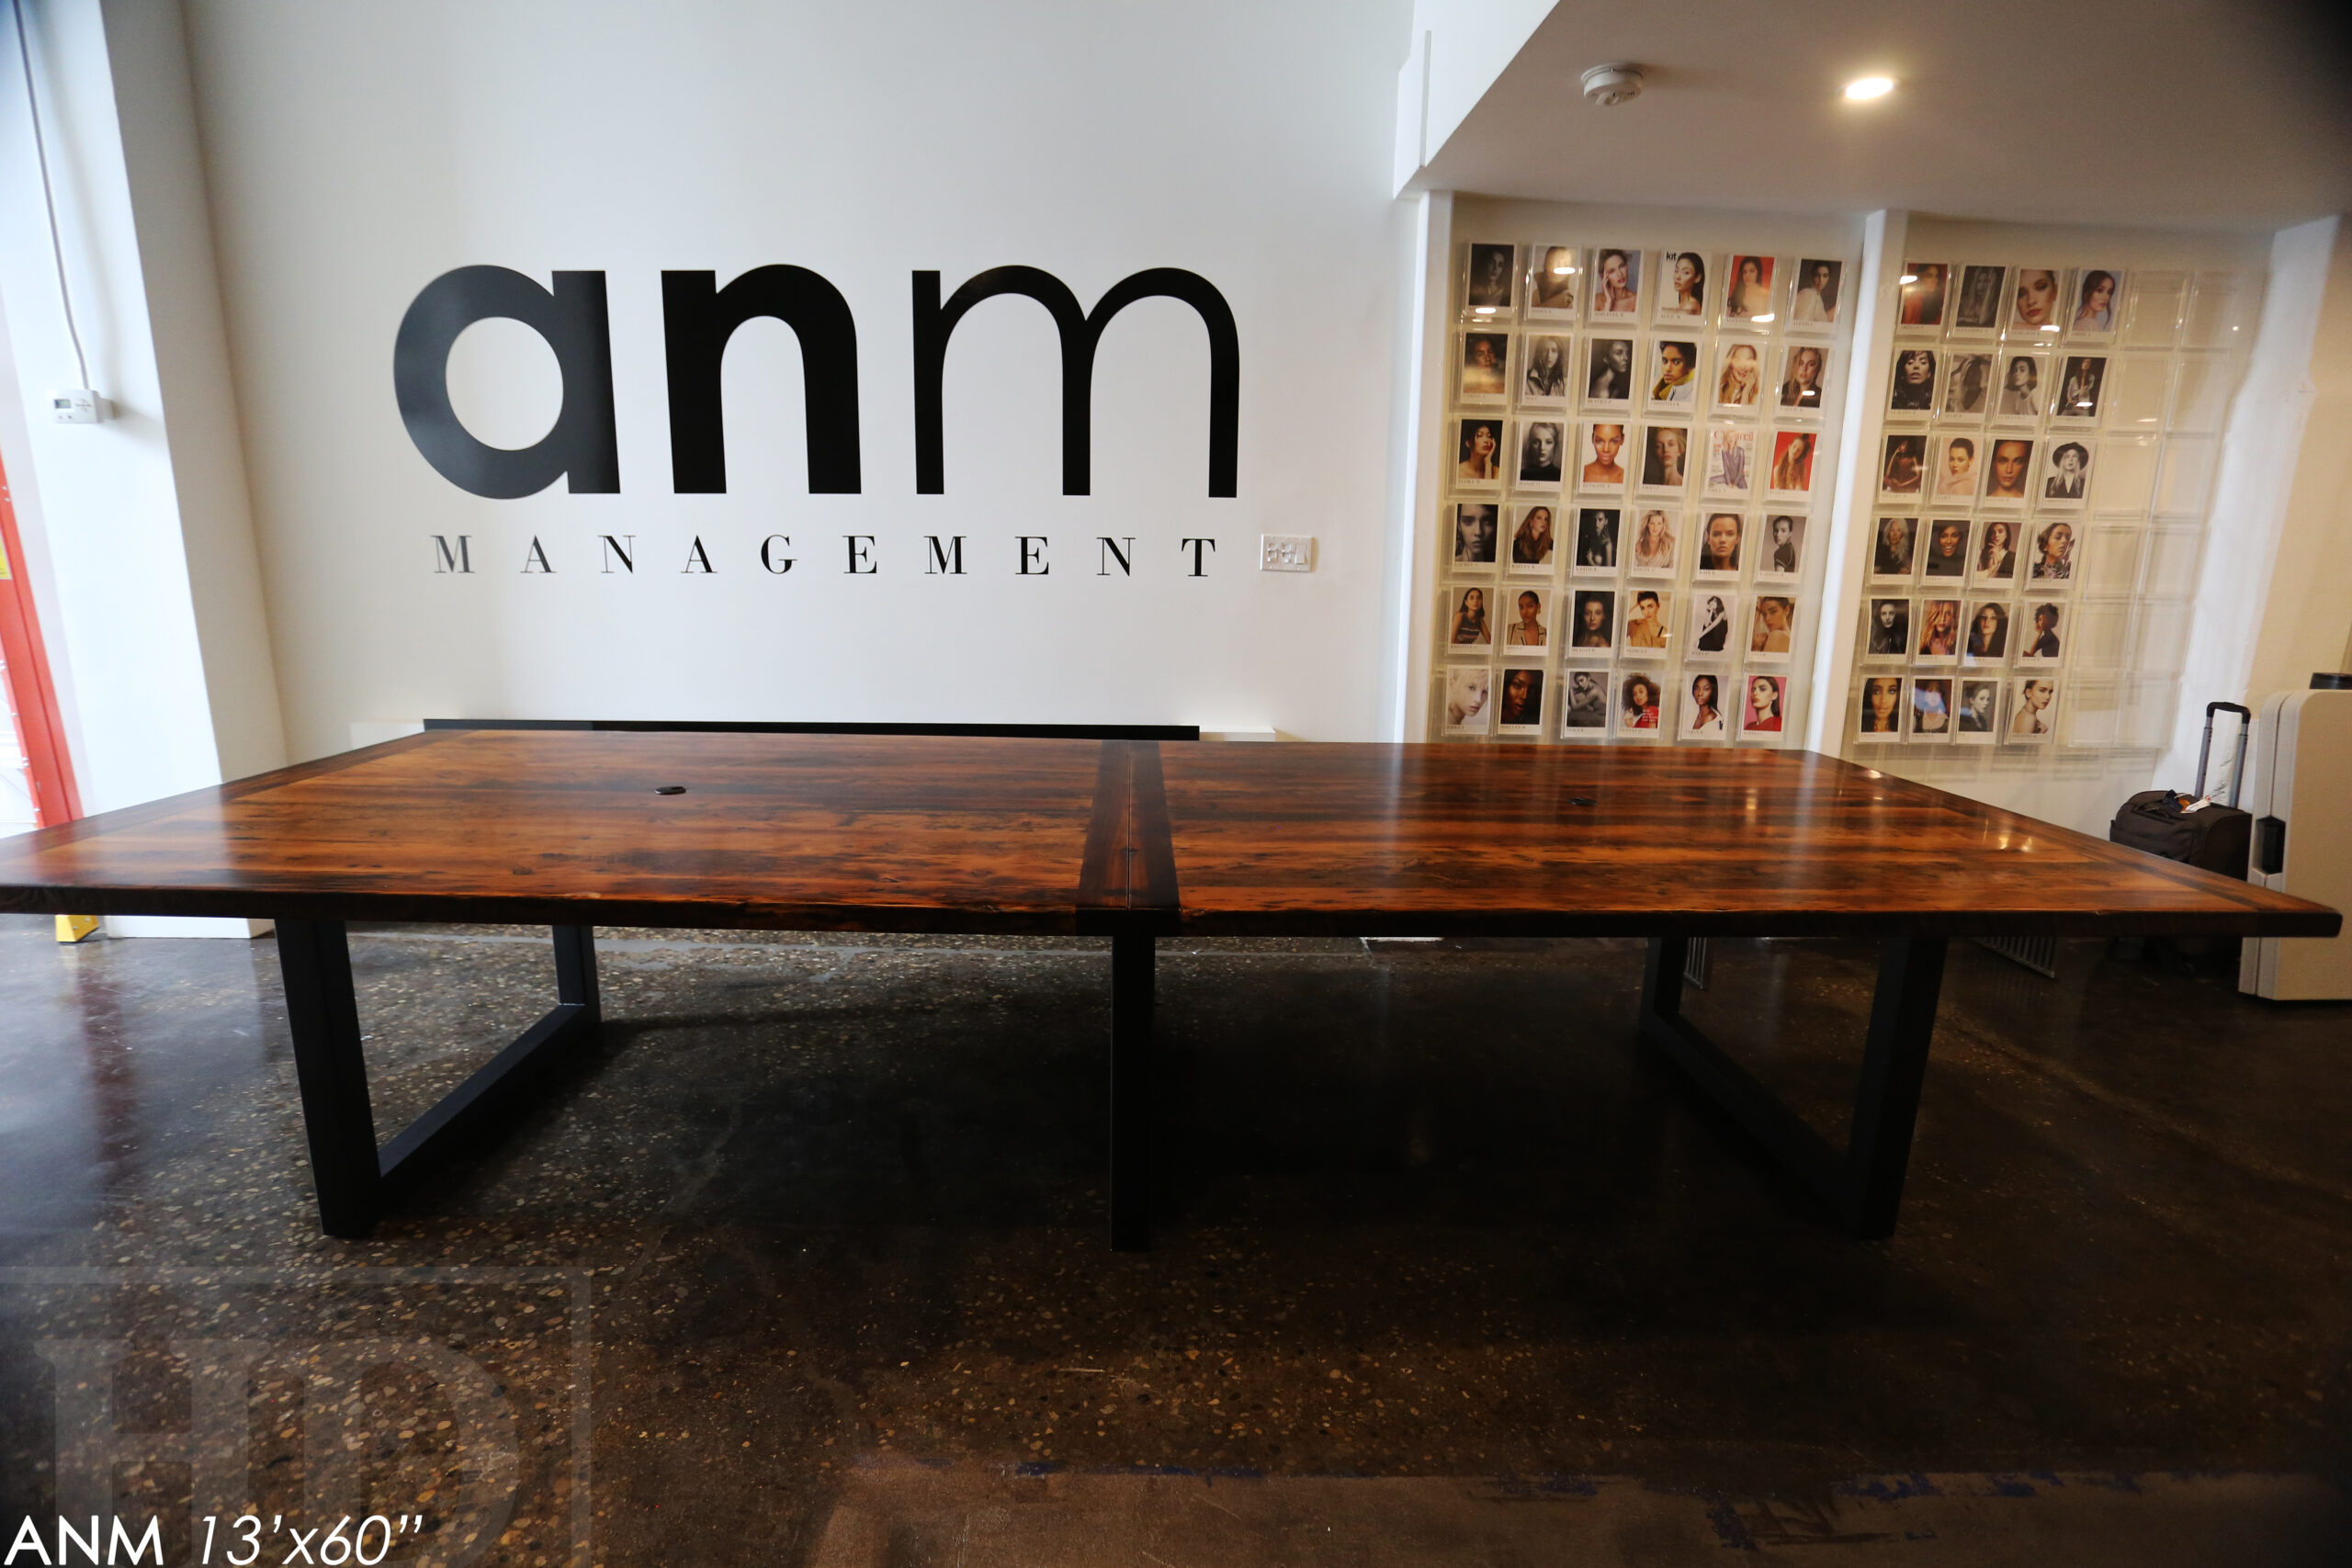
[1849,254,2257,758]
[1434,228,1857,746]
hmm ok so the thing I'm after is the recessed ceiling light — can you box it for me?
[1844,75,1896,101]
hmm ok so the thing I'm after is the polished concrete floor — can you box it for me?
[0,914,2348,1564]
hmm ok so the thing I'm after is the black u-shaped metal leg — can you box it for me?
[1108,932,1156,1251]
[1640,934,1947,1237]
[278,921,602,1238]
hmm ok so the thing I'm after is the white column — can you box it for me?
[0,0,285,934]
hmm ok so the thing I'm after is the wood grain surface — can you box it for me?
[0,732,2335,939]
[1156,743,2342,939]
[0,730,1108,931]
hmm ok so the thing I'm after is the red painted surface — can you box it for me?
[0,457,80,825]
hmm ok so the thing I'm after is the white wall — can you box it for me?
[2237,219,2352,704]
[0,0,278,932]
[178,0,1414,760]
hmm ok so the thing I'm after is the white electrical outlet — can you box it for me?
[1260,534,1315,572]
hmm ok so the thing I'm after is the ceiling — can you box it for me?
[1415,0,2352,229]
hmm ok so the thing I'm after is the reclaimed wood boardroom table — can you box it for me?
[0,728,2335,1250]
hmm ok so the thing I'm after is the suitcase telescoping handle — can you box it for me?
[2196,701,2253,807]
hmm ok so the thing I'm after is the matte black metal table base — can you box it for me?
[1639,934,1948,1239]
[277,919,601,1238]
[1108,931,1156,1251]
[277,925,1936,1247]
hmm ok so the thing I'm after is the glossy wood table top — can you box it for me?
[1156,743,2340,938]
[0,730,1112,931]
[0,732,2335,940]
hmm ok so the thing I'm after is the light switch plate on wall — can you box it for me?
[1261,534,1315,571]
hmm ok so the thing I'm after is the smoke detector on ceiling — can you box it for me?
[1580,63,1645,107]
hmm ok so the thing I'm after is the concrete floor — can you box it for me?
[0,914,2347,1564]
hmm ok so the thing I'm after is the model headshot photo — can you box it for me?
[1931,434,1981,501]
[1579,421,1628,488]
[2073,269,2120,334]
[1640,424,1690,491]
[1941,352,1994,418]
[1873,515,1918,579]
[1953,264,2006,331]
[1696,511,1744,576]
[1889,347,1939,412]
[1761,513,1804,577]
[1648,339,1700,405]
[1461,332,1509,399]
[1714,342,1763,410]
[1571,589,1617,649]
[2010,266,2063,332]
[1957,679,2001,739]
[1586,337,1635,403]
[1619,671,1662,731]
[1530,245,1580,315]
[1449,584,1491,645]
[1777,343,1828,410]
[1592,247,1641,316]
[1922,517,1972,579]
[1622,588,1671,653]
[1910,676,1952,739]
[1682,671,1727,737]
[1975,517,2018,581]
[1505,589,1550,648]
[1456,418,1503,482]
[2030,521,2075,581]
[1510,502,1556,566]
[1965,600,2010,660]
[1879,433,1927,497]
[1749,593,1796,658]
[2008,675,2058,739]
[2042,441,2092,504]
[1445,665,1493,730]
[1704,426,1755,496]
[1453,502,1498,563]
[1867,596,1911,657]
[1985,438,2035,503]
[1521,334,1570,401]
[1916,598,1959,660]
[1996,355,2044,419]
[1742,673,1788,735]
[1631,508,1679,575]
[1658,251,1708,321]
[1575,507,1622,570]
[1518,419,1565,483]
[1689,592,1735,655]
[1563,670,1608,731]
[1497,666,1545,728]
[1725,254,1777,321]
[1858,675,1905,737]
[1768,430,1817,496]
[1791,257,1842,324]
[2021,601,2064,660]
[2058,355,2107,420]
[1465,243,1515,312]
[1898,261,1948,326]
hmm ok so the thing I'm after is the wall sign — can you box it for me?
[392,264,1241,501]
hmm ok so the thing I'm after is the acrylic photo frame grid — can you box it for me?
[1843,255,2258,762]
[1433,234,1851,746]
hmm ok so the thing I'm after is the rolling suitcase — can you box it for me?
[2108,702,2254,879]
